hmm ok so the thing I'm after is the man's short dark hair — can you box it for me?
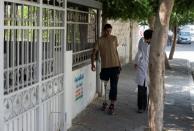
[104,24,112,30]
[144,29,153,39]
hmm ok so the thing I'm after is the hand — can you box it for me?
[91,64,96,71]
[134,64,138,69]
[119,66,122,71]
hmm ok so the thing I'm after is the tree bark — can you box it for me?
[148,0,174,131]
[129,21,133,62]
[148,15,170,69]
[169,26,177,60]
[148,16,156,30]
[165,52,171,69]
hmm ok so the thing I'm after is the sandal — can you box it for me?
[101,102,108,111]
[108,104,114,115]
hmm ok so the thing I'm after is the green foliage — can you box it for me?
[98,0,194,26]
[170,0,194,27]
[99,0,154,22]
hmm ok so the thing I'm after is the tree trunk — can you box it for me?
[165,52,171,69]
[148,0,174,131]
[148,16,156,30]
[129,22,133,62]
[169,26,177,60]
[148,15,170,69]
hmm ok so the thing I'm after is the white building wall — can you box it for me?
[64,51,73,129]
[109,20,131,65]
[72,65,96,119]
[109,20,140,64]
[131,22,141,61]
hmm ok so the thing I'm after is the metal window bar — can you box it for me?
[67,9,89,22]
[24,30,29,87]
[55,30,58,75]
[56,29,60,75]
[4,2,39,95]
[30,30,32,85]
[56,30,59,75]
[3,2,66,131]
[31,31,34,85]
[42,6,64,80]
[4,2,41,26]
[42,30,45,80]
[42,0,64,7]
[19,0,39,3]
[58,30,60,74]
[42,29,64,79]
[27,30,30,87]
[16,30,20,91]
[42,30,48,80]
[11,29,14,93]
[24,33,27,85]
[46,30,49,79]
[21,31,24,85]
[47,32,52,78]
[45,39,48,79]
[72,49,92,68]
[49,30,53,78]
[53,29,56,76]
[66,24,73,51]
[4,29,9,94]
[60,30,63,73]
[67,7,97,67]
[49,30,52,78]
[61,30,63,73]
[50,30,54,77]
[4,2,10,26]
[53,9,56,75]
[34,30,38,84]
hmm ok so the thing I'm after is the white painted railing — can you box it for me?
[2,0,67,131]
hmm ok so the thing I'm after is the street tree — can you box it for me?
[148,0,174,130]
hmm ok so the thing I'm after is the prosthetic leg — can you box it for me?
[101,80,108,111]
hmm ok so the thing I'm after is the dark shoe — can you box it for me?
[108,104,114,115]
[143,107,147,112]
[101,102,108,111]
[138,109,144,113]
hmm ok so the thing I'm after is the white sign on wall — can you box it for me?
[74,73,84,101]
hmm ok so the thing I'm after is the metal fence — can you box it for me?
[67,3,97,68]
[2,0,66,131]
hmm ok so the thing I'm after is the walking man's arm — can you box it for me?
[91,40,99,71]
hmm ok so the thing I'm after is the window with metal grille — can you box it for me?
[42,8,64,80]
[4,2,39,95]
[67,3,97,68]
[3,0,65,94]
[3,1,66,130]
[43,0,64,7]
